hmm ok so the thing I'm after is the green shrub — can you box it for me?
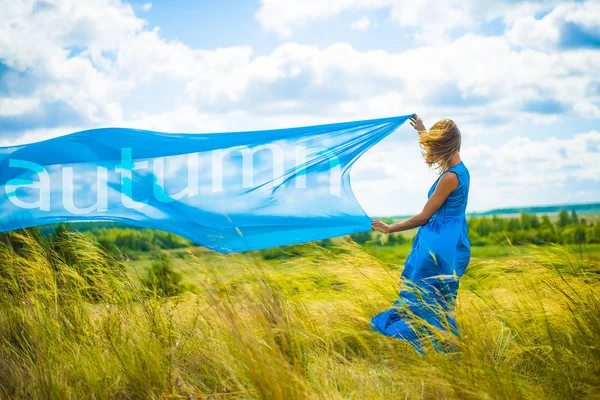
[141,256,185,297]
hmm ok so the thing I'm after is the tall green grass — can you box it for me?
[0,230,599,399]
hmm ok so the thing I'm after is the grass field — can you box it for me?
[1,229,599,399]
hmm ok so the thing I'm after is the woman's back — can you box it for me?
[427,161,470,220]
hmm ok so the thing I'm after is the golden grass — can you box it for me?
[0,230,599,399]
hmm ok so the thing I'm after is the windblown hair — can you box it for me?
[418,118,461,173]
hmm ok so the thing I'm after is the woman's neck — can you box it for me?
[448,152,461,168]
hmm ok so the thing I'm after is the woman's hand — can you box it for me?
[410,114,426,133]
[371,220,391,234]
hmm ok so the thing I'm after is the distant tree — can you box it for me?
[558,210,571,227]
[474,217,495,236]
[541,215,554,230]
[318,238,333,248]
[385,233,407,246]
[350,231,372,245]
[593,223,600,244]
[520,213,540,230]
[142,256,184,297]
[492,215,505,232]
[507,217,522,232]
[571,210,579,225]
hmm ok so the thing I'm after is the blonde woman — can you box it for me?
[370,114,470,353]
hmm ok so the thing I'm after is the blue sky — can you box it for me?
[0,0,599,215]
[140,0,418,54]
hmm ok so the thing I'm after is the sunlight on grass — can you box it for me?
[0,230,599,399]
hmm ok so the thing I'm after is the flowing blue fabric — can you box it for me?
[370,161,471,353]
[0,115,411,253]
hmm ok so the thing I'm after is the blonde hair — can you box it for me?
[418,118,461,173]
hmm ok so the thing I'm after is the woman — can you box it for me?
[370,114,470,353]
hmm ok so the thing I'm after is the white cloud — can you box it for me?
[464,131,600,185]
[507,1,600,49]
[142,3,152,12]
[255,0,560,42]
[0,97,41,116]
[180,35,600,122]
[1,0,599,214]
[2,0,598,139]
[457,130,600,211]
[254,0,377,38]
[0,0,145,125]
[353,129,600,215]
[351,16,375,31]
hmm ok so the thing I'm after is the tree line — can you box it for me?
[83,227,191,254]
[76,209,599,253]
[467,210,600,246]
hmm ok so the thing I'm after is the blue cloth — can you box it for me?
[0,115,411,253]
[370,161,471,353]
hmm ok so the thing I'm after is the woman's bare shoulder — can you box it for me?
[437,170,459,190]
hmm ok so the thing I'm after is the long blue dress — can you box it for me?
[370,161,471,353]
